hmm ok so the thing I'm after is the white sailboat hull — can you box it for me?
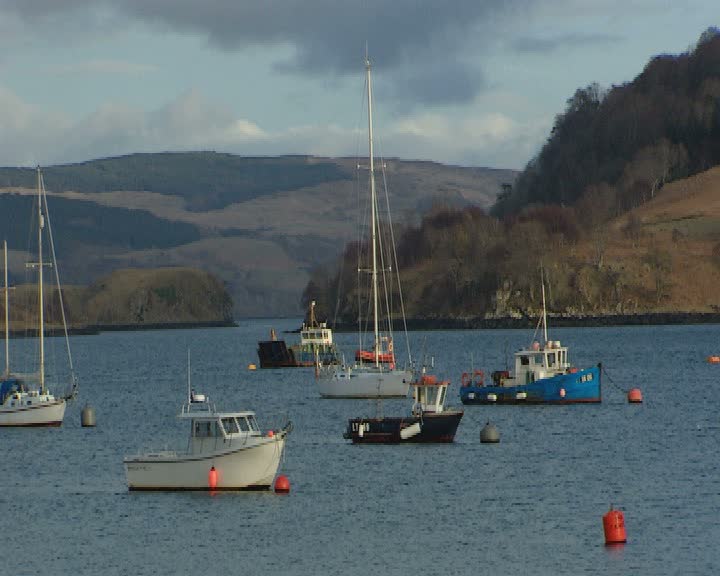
[124,435,287,491]
[316,366,412,398]
[0,397,66,426]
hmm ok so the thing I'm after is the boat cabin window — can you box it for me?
[193,420,219,437]
[237,417,250,432]
[248,416,260,432]
[520,355,529,366]
[417,386,440,405]
[547,352,556,367]
[439,386,446,406]
[221,417,240,435]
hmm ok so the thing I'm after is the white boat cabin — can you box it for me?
[300,323,333,346]
[178,395,263,453]
[411,374,449,414]
[301,299,334,346]
[507,340,571,386]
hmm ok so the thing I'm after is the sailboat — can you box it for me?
[459,271,601,405]
[315,54,413,398]
[0,168,78,426]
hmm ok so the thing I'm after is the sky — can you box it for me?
[0,0,717,171]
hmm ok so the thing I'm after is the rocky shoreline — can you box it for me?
[328,312,720,331]
[1,320,238,338]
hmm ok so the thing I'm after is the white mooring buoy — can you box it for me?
[81,404,96,427]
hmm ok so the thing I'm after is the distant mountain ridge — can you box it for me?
[0,153,514,317]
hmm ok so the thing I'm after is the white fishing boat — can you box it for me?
[124,359,292,491]
[315,54,413,398]
[0,169,78,426]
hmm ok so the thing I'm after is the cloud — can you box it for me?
[0,83,538,169]
[0,0,527,107]
[52,59,158,77]
[512,32,622,54]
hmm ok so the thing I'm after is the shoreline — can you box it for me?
[0,319,238,338]
[327,311,720,331]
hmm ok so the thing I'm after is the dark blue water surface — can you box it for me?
[2,320,719,575]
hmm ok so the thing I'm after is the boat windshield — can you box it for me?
[221,417,240,435]
[193,420,220,437]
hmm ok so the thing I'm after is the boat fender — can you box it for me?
[461,372,471,387]
[473,370,484,387]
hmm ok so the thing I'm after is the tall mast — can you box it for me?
[37,167,45,392]
[366,54,380,367]
[3,240,8,377]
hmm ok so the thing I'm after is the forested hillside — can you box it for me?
[305,28,720,325]
[495,27,720,218]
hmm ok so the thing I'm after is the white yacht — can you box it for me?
[0,168,78,427]
[315,53,413,398]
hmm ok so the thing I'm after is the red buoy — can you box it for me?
[627,388,643,403]
[208,466,218,490]
[274,474,290,494]
[603,507,627,545]
[267,429,275,438]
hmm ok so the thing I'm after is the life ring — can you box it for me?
[461,372,471,387]
[473,370,484,386]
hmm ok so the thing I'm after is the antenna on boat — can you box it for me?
[541,266,548,344]
[187,349,191,404]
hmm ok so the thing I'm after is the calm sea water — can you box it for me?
[1,320,719,575]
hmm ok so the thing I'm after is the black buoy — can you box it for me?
[480,421,500,443]
[81,404,96,427]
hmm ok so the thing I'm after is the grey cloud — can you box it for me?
[512,32,622,54]
[0,0,528,106]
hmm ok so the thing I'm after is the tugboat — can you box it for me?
[459,277,601,405]
[343,370,464,443]
[257,301,339,368]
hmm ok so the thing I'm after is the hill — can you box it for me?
[494,27,720,220]
[305,29,720,326]
[2,267,233,330]
[0,154,514,317]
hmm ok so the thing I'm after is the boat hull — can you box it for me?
[0,397,66,426]
[124,434,287,491]
[257,340,338,368]
[344,411,464,443]
[316,366,412,398]
[459,365,601,405]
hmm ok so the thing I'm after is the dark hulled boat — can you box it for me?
[343,373,463,444]
[257,301,340,368]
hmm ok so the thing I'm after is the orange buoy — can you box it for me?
[708,356,720,364]
[627,388,643,403]
[208,466,218,490]
[267,429,275,438]
[603,506,627,545]
[274,474,290,494]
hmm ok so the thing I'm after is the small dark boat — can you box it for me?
[343,373,464,444]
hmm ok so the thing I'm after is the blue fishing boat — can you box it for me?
[459,277,601,405]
